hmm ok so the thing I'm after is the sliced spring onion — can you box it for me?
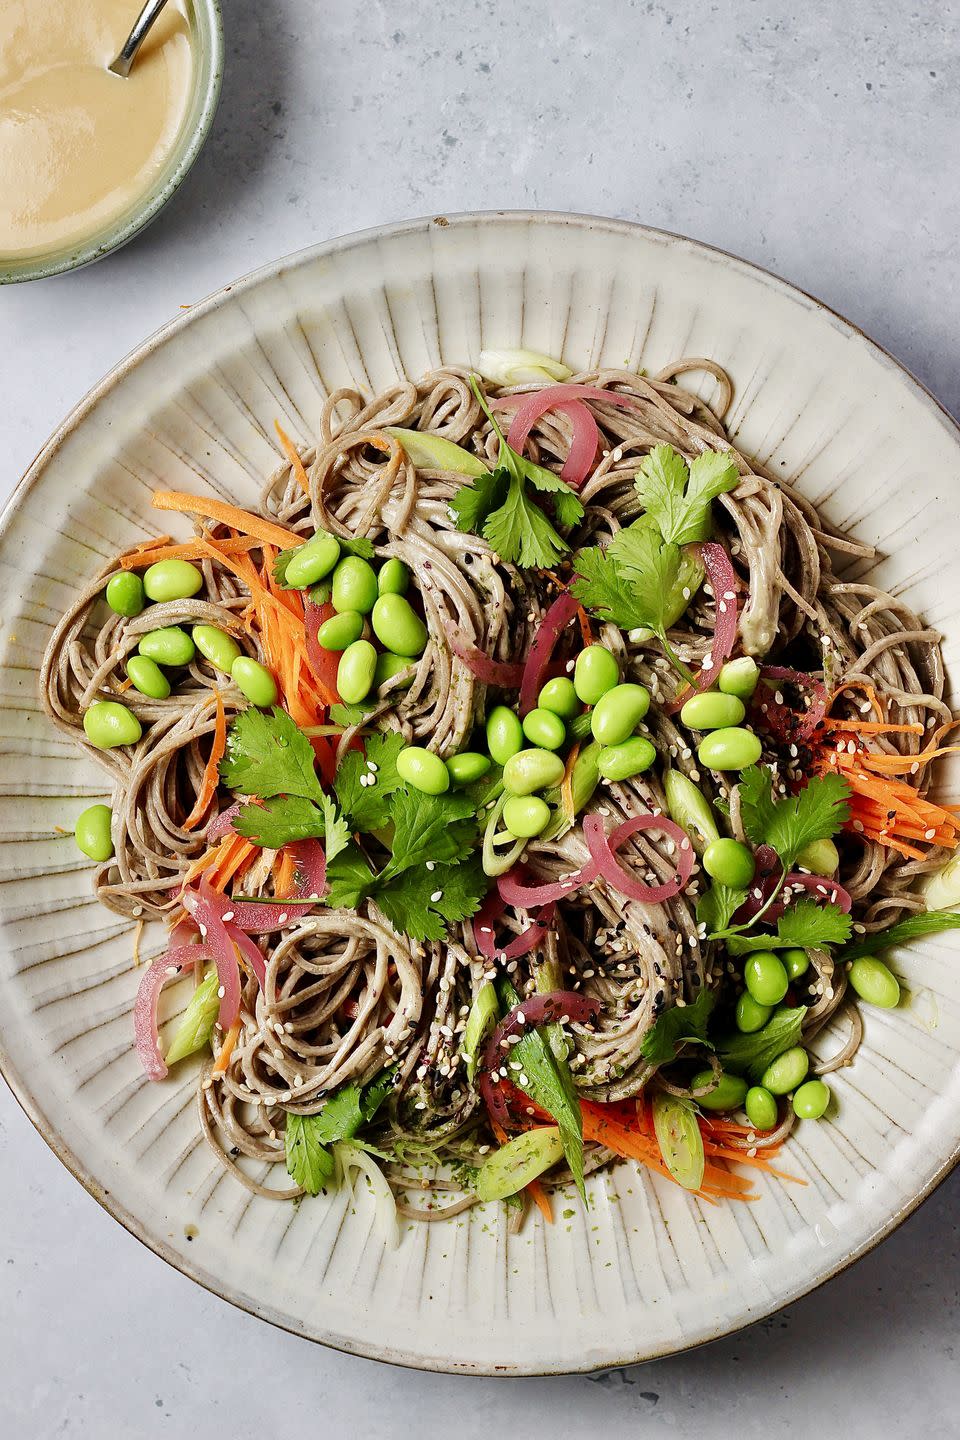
[542,740,601,840]
[383,427,487,477]
[923,852,960,912]
[663,769,721,853]
[462,981,499,1082]
[475,349,573,386]
[164,967,220,1066]
[335,1140,400,1249]
[475,1126,565,1201]
[651,1093,704,1192]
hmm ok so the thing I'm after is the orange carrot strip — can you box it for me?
[211,1018,242,1075]
[275,421,312,496]
[183,692,227,831]
[528,1179,554,1224]
[181,845,222,890]
[120,537,260,570]
[823,718,924,736]
[275,849,297,898]
[153,490,303,550]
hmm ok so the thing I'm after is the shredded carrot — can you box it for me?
[182,692,227,831]
[528,1179,554,1224]
[275,849,297,898]
[274,420,312,497]
[181,844,222,891]
[152,490,303,551]
[576,604,594,647]
[817,727,960,857]
[129,534,173,554]
[116,677,133,693]
[823,718,924,736]
[119,536,260,570]
[829,680,884,723]
[211,1018,242,1076]
[207,833,258,891]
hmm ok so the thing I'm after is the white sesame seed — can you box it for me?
[430,889,443,903]
[221,911,235,923]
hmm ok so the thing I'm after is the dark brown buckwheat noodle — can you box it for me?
[41,361,952,1211]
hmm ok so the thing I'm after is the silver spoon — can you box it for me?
[109,0,170,77]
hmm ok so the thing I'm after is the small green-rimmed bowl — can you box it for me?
[1,0,223,285]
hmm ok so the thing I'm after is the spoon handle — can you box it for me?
[109,0,171,77]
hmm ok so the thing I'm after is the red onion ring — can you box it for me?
[497,855,599,911]
[664,542,738,714]
[182,885,242,1028]
[494,393,600,487]
[583,812,694,904]
[448,627,524,688]
[758,665,828,742]
[519,590,580,716]
[134,944,208,1082]
[768,873,853,919]
[472,893,556,961]
[479,989,600,1127]
[227,838,327,933]
[206,800,243,842]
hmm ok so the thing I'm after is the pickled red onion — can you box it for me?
[213,839,327,934]
[448,627,524,688]
[497,856,598,911]
[519,590,580,716]
[134,944,207,1082]
[479,990,599,1126]
[583,812,693,904]
[473,892,556,961]
[664,542,738,714]
[759,665,828,741]
[182,884,242,1028]
[493,393,600,487]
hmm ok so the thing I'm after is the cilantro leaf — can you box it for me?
[696,883,747,935]
[380,788,477,881]
[634,444,740,546]
[482,475,571,568]
[322,843,376,909]
[376,855,487,942]
[285,1113,336,1194]
[329,702,372,728]
[738,767,851,870]
[717,1006,807,1082]
[522,463,585,528]
[840,909,960,962]
[220,707,324,802]
[334,730,406,832]
[725,899,853,956]
[641,988,715,1066]
[273,534,374,589]
[284,1067,398,1194]
[449,467,510,534]
[234,793,323,849]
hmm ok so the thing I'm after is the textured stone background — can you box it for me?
[2,2,959,1434]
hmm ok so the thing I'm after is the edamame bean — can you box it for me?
[522,707,566,750]
[446,752,491,786]
[74,803,114,862]
[332,556,379,614]
[703,837,756,888]
[760,1045,809,1095]
[503,748,565,796]
[591,683,651,746]
[574,645,619,704]
[336,640,377,705]
[744,950,789,1006]
[736,992,772,1033]
[848,957,901,1008]
[697,726,762,772]
[283,532,341,589]
[796,837,840,874]
[745,1085,778,1131]
[138,627,195,666]
[503,794,551,839]
[596,736,657,781]
[691,1068,748,1112]
[126,655,171,699]
[316,611,364,651]
[143,559,203,603]
[192,625,242,674]
[378,558,410,596]
[231,656,278,707]
[717,656,760,701]
[782,947,809,982]
[397,746,450,795]
[663,769,720,851]
[680,691,746,731]
[375,651,414,689]
[793,1079,830,1120]
[487,706,524,765]
[105,572,145,617]
[83,701,142,749]
[371,594,428,657]
[538,676,579,719]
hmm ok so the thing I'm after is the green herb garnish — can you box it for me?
[285,1067,398,1195]
[839,909,960,962]
[641,988,715,1065]
[717,1006,807,1082]
[737,766,851,872]
[633,444,740,546]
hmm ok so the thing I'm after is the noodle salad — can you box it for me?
[42,349,960,1237]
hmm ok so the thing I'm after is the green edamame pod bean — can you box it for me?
[446,752,491,785]
[336,640,377,705]
[371,594,428,656]
[375,651,414,689]
[703,837,756,888]
[680,691,746,731]
[736,992,772,1033]
[663,769,720,852]
[697,726,762,772]
[596,736,657,781]
[503,794,551,839]
[796,837,840,874]
[691,1068,749,1112]
[283,532,341,589]
[397,746,450,795]
[138,627,195,666]
[83,701,142,750]
[538,676,579,719]
[782,947,809,981]
[744,950,788,1006]
[105,571,145,617]
[74,803,114,862]
[126,655,171,700]
[143,559,203,603]
[574,645,619,704]
[231,657,278,707]
[745,1085,778,1131]
[717,656,760,701]
[503,748,565,796]
[848,957,900,1008]
[487,706,524,765]
[761,1045,809,1095]
[793,1079,830,1119]
[317,610,365,651]
[522,707,566,750]
[192,625,242,674]
[332,556,379,614]
[591,683,651,745]
[377,557,410,596]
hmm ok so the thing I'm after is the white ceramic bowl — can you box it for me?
[1,213,958,1374]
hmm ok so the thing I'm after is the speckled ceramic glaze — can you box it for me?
[1,213,958,1373]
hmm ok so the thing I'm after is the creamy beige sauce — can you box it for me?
[0,1,193,261]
